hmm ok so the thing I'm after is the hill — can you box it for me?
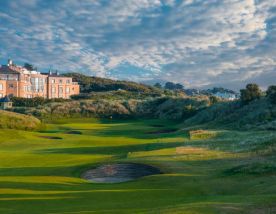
[64,73,160,93]
[183,97,276,130]
[8,72,275,131]
[13,95,211,121]
[0,110,41,130]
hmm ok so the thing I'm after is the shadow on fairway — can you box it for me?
[85,119,187,139]
[38,142,184,156]
[93,126,187,140]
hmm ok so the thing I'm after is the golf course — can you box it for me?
[0,118,275,213]
[1,0,276,212]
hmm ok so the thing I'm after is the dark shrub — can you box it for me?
[209,96,220,105]
[11,97,67,107]
[240,83,262,104]
[266,85,276,104]
[63,73,159,93]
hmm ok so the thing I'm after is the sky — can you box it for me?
[0,0,276,90]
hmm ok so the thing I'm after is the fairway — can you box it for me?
[0,119,275,214]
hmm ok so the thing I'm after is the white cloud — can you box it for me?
[0,0,276,89]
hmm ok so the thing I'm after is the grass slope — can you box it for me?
[14,96,210,121]
[0,110,41,130]
[0,118,275,213]
[64,73,159,93]
[184,97,276,130]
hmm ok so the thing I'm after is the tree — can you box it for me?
[182,105,197,119]
[175,83,184,90]
[266,85,276,104]
[240,83,262,104]
[209,95,220,105]
[164,82,175,90]
[24,63,36,71]
[164,82,184,90]
[154,83,162,89]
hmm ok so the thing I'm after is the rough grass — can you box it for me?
[183,97,276,130]
[225,163,276,175]
[13,95,211,122]
[188,130,218,140]
[0,118,275,213]
[0,110,41,130]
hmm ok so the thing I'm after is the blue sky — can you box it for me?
[0,0,276,90]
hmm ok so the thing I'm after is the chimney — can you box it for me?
[7,59,13,66]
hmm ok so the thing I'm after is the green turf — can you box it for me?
[0,118,275,213]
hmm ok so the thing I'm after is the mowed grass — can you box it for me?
[0,118,275,214]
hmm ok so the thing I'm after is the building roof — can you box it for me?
[0,64,42,75]
[41,73,66,77]
[0,96,12,103]
[41,71,70,78]
[0,65,21,74]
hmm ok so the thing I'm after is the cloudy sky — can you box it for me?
[0,0,276,89]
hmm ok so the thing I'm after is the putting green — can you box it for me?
[0,118,275,213]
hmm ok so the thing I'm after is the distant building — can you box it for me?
[183,89,201,96]
[213,91,238,101]
[0,95,13,110]
[184,87,239,100]
[0,60,80,99]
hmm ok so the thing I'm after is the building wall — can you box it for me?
[0,102,12,110]
[0,73,20,97]
[71,82,80,97]
[47,76,80,99]
[18,73,48,98]
[5,80,19,97]
[0,80,7,98]
[0,67,80,99]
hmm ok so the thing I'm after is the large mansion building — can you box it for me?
[0,60,80,99]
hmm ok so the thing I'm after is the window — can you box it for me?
[0,93,3,98]
[31,78,44,92]
[6,74,18,81]
[66,79,70,84]
[66,87,70,93]
[0,74,7,80]
[52,87,56,93]
[59,79,63,84]
[58,86,63,97]
[58,86,63,98]
[9,84,13,88]
[0,84,3,91]
[39,78,45,92]
[51,79,55,84]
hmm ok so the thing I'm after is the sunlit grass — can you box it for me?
[0,118,274,213]
[0,176,85,185]
[128,146,247,161]
[0,152,113,168]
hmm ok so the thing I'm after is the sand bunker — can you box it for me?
[82,163,161,183]
[64,131,82,135]
[39,136,62,140]
[150,124,165,128]
[146,128,178,134]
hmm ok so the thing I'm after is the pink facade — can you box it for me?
[0,61,79,99]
